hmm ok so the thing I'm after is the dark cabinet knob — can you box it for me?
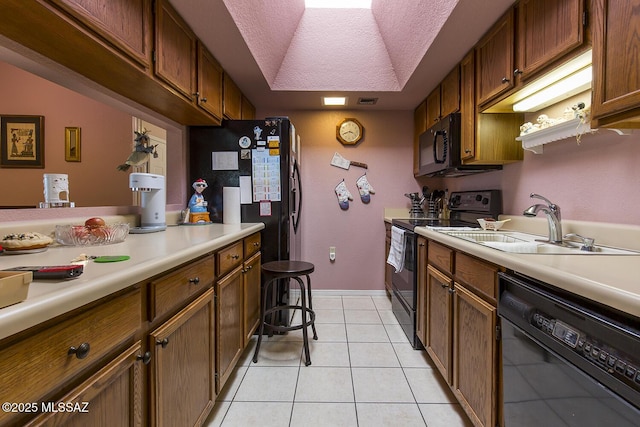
[68,342,91,359]
[513,68,523,76]
[137,351,152,365]
[501,77,510,84]
[188,277,200,285]
[156,338,169,348]
[231,254,240,260]
[201,97,207,103]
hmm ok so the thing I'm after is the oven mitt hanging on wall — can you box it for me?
[356,173,375,203]
[335,179,353,210]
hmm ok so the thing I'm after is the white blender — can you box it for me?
[129,173,166,233]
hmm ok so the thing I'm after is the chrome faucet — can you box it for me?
[523,193,563,244]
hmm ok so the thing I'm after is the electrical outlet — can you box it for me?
[329,246,336,261]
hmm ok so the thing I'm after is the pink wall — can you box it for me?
[436,130,640,226]
[0,62,133,208]
[261,109,420,292]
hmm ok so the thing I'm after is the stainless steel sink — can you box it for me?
[440,230,640,255]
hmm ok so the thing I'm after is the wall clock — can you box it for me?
[336,118,363,145]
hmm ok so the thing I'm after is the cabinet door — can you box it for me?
[517,0,585,82]
[26,342,145,427]
[426,265,453,384]
[197,43,223,120]
[150,289,215,427]
[426,87,441,126]
[50,0,150,68]
[452,284,497,427]
[241,95,256,119]
[591,0,640,127]
[415,236,428,346]
[440,65,460,117]
[154,0,197,101]
[216,266,244,392]
[460,50,476,160]
[223,73,242,119]
[413,100,427,175]
[243,252,262,346]
[475,8,515,106]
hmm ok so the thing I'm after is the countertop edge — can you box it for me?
[414,227,640,318]
[0,223,265,340]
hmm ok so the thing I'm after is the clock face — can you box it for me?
[337,119,363,145]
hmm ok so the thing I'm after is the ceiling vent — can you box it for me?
[357,97,378,105]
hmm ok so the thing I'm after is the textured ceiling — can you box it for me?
[171,0,516,110]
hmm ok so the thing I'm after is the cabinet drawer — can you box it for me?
[217,241,243,276]
[149,255,215,321]
[428,241,453,274]
[243,233,261,258]
[0,288,141,426]
[455,252,500,303]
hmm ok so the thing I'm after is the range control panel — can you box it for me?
[449,190,502,214]
[532,312,640,393]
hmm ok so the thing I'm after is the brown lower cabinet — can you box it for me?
[0,232,261,427]
[422,240,502,427]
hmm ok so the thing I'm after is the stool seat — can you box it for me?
[253,260,317,366]
[262,260,314,276]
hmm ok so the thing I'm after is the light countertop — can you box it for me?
[411,221,640,319]
[0,222,264,340]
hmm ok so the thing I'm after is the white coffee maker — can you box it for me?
[129,173,166,233]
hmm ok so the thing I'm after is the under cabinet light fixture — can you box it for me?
[513,66,592,112]
[323,96,347,106]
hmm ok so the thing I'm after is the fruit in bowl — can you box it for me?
[56,219,129,246]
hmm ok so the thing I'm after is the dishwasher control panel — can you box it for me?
[532,311,640,393]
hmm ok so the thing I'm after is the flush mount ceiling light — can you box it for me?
[323,96,347,106]
[305,0,371,8]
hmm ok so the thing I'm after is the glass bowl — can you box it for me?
[55,223,129,246]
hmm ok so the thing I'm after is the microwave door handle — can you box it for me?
[433,130,447,164]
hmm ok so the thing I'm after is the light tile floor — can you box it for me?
[204,295,473,427]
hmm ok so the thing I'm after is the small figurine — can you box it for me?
[117,129,158,171]
[188,178,211,223]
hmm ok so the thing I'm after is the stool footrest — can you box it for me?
[263,305,315,333]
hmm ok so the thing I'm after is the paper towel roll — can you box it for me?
[223,187,241,224]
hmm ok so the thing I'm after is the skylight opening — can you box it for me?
[305,0,372,9]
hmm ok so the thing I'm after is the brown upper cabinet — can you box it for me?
[516,0,587,83]
[197,42,224,121]
[241,95,257,120]
[154,0,198,102]
[426,66,460,126]
[49,0,151,69]
[476,0,588,110]
[475,8,516,107]
[591,0,640,128]
[223,73,243,120]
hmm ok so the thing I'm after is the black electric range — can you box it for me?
[390,190,502,349]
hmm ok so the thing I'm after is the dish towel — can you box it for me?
[387,226,406,273]
[482,241,540,253]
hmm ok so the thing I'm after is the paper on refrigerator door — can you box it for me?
[239,176,252,204]
[251,149,281,201]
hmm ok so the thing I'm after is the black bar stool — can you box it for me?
[253,260,318,366]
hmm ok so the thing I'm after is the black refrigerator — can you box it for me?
[189,117,302,326]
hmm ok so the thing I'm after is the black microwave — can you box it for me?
[417,113,501,177]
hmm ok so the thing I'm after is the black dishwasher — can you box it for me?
[498,272,640,426]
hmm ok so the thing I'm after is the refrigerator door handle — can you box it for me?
[292,159,302,233]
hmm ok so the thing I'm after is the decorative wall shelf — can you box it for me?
[516,118,596,154]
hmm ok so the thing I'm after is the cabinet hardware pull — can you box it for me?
[253,242,260,247]
[201,97,207,102]
[192,92,200,97]
[188,277,200,285]
[68,342,91,359]
[464,149,471,154]
[156,338,169,348]
[137,351,152,365]
[513,68,523,76]
[247,265,252,270]
[418,243,425,247]
[501,77,510,84]
[440,282,448,289]
[448,288,456,294]
[231,254,240,260]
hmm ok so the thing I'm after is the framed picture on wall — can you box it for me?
[65,127,81,162]
[0,115,45,168]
